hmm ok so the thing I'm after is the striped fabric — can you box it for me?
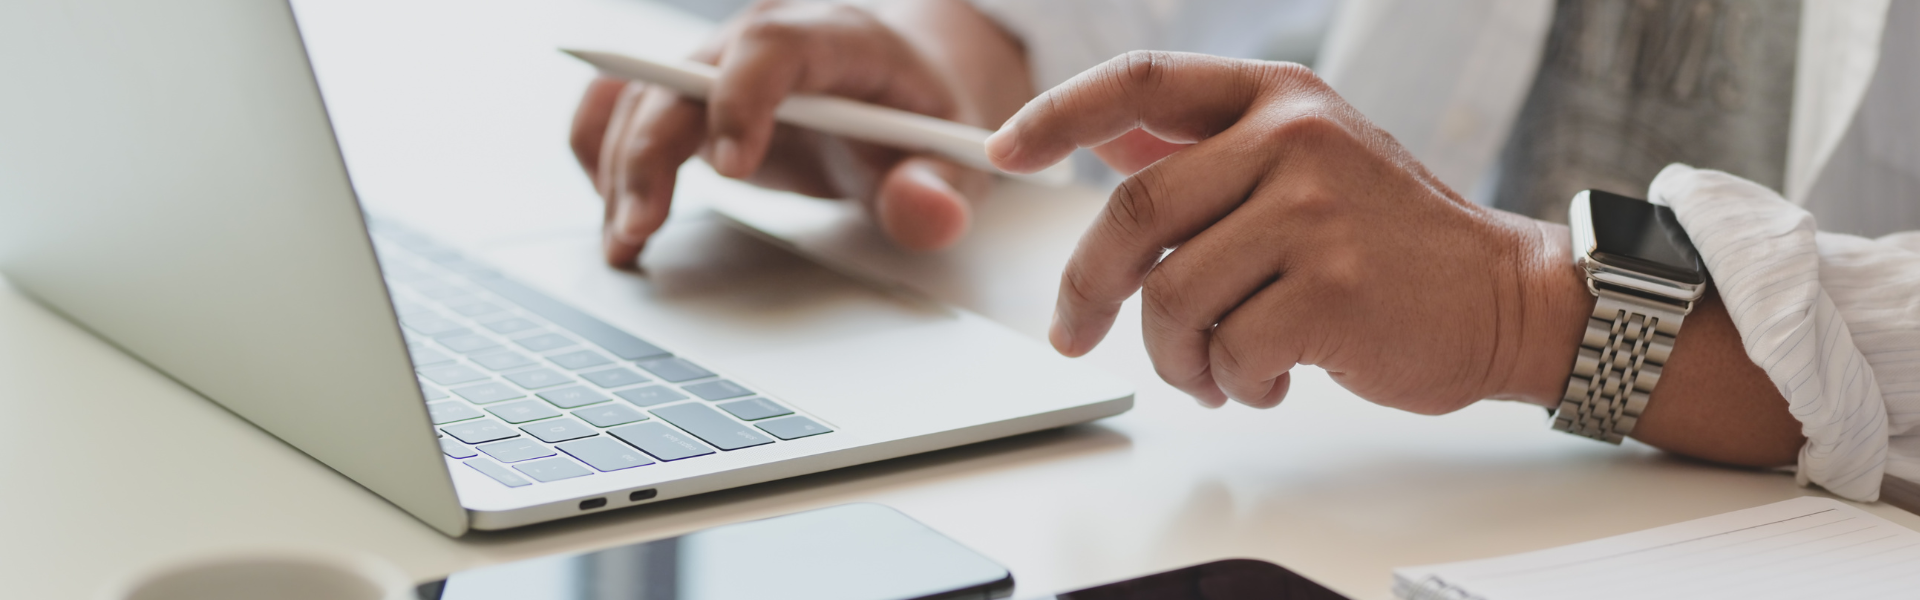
[1653,164,1920,502]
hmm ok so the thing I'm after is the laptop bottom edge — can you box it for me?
[466,394,1134,531]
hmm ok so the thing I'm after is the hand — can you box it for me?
[569,0,1032,266]
[987,52,1587,414]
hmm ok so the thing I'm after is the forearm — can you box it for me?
[1506,218,1804,467]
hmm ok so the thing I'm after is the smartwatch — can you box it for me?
[1558,190,1708,444]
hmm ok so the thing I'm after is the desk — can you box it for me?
[6,1,1917,599]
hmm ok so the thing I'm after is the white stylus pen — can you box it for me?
[561,48,1074,187]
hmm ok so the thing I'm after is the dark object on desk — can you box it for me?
[1885,475,1920,517]
[415,503,1012,600]
[1056,559,1349,600]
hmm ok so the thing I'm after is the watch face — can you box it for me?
[1587,190,1706,284]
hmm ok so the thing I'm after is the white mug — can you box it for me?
[101,548,414,600]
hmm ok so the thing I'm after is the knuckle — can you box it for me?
[1140,270,1190,327]
[1283,183,1342,220]
[1316,252,1368,297]
[1208,332,1251,382]
[1258,113,1345,149]
[1111,50,1169,103]
[1058,266,1101,309]
[1106,173,1165,241]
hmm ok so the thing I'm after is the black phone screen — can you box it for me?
[1054,559,1351,600]
[418,504,1012,600]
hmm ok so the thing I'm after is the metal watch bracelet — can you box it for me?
[1553,287,1687,444]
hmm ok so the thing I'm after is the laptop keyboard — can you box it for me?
[367,222,833,489]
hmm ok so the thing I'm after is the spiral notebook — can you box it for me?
[1393,497,1920,600]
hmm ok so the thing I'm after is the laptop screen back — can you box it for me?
[0,0,466,535]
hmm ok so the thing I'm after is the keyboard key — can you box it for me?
[464,458,530,487]
[426,401,483,424]
[451,381,523,404]
[557,436,656,472]
[400,314,466,337]
[513,457,593,482]
[548,350,612,370]
[420,382,449,400]
[521,417,597,443]
[504,368,571,390]
[651,403,773,451]
[539,386,609,409]
[683,379,752,401]
[514,333,575,353]
[439,438,477,459]
[471,277,672,360]
[717,398,792,421]
[758,416,832,440]
[480,317,540,335]
[408,346,455,366]
[437,334,500,354]
[581,367,648,388]
[616,385,687,407]
[610,422,716,461]
[418,364,489,385]
[486,400,561,424]
[573,404,648,427]
[442,419,518,444]
[444,299,504,317]
[470,351,536,371]
[478,437,555,463]
[636,357,714,383]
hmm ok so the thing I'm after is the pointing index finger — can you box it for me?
[986,51,1266,174]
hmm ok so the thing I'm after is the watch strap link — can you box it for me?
[1553,289,1686,444]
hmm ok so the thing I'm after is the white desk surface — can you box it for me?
[6,1,1916,599]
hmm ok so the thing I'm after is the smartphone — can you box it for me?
[417,504,1012,600]
[1038,559,1350,600]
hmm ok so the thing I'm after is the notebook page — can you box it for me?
[1393,497,1920,600]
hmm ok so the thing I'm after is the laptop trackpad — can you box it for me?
[471,211,1078,434]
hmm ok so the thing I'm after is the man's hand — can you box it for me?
[570,0,1032,266]
[986,51,1584,414]
[987,51,1805,468]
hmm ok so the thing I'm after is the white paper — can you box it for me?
[1394,497,1920,600]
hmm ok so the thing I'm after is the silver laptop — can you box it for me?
[0,0,1131,535]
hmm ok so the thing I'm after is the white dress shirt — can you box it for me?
[971,0,1920,502]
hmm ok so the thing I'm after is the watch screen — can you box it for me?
[1588,190,1706,284]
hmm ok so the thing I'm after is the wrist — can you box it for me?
[1490,215,1597,408]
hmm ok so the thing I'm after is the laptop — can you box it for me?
[0,0,1132,535]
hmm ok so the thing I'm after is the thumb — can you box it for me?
[871,156,981,251]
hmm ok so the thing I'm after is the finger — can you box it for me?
[705,6,949,178]
[604,88,707,266]
[1049,127,1273,357]
[871,156,981,251]
[987,51,1281,173]
[1210,282,1316,408]
[595,82,651,202]
[571,76,630,181]
[1090,128,1194,176]
[1139,202,1291,407]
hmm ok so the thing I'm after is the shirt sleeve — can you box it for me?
[1651,163,1920,502]
[966,0,1327,92]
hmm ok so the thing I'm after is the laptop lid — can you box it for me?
[0,0,466,535]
